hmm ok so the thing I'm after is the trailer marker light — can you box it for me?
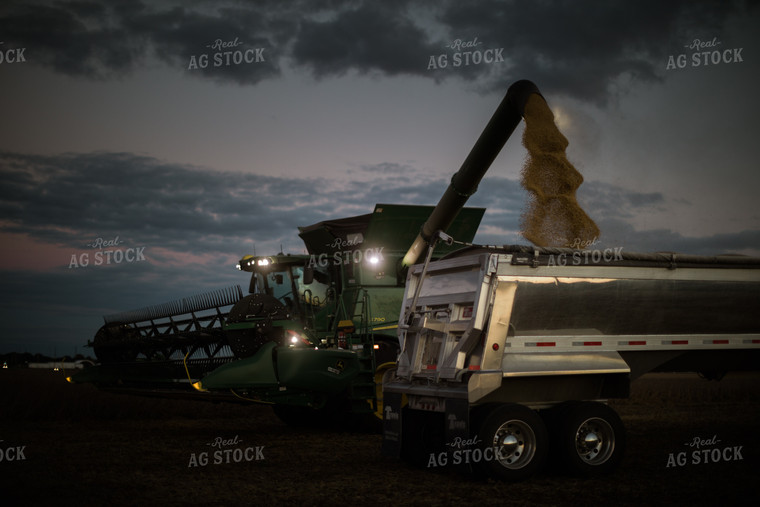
[492,343,499,351]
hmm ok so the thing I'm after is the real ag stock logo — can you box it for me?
[187,36,266,70]
[666,434,744,468]
[68,235,147,269]
[0,439,27,463]
[0,41,26,64]
[666,36,743,70]
[427,36,505,70]
[187,434,265,468]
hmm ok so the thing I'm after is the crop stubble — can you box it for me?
[0,369,757,506]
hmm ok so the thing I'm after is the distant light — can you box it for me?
[368,256,380,265]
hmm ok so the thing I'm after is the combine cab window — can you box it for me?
[252,266,330,310]
[294,266,330,308]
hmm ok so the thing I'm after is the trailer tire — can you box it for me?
[475,404,548,482]
[555,401,625,477]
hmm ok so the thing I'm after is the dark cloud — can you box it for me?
[0,151,333,254]
[595,218,760,256]
[0,150,468,259]
[436,0,757,102]
[4,149,749,257]
[578,181,667,220]
[291,1,439,78]
[0,1,145,78]
[4,1,754,101]
[0,0,282,84]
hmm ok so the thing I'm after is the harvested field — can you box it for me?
[1,369,758,506]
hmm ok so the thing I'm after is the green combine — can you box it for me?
[71,204,484,424]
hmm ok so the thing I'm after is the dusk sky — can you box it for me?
[1,0,758,355]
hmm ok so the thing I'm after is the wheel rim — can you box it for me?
[492,419,537,470]
[574,417,615,465]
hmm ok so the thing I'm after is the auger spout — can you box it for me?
[402,79,544,267]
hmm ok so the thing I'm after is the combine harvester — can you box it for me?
[380,81,760,481]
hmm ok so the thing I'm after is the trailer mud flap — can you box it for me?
[381,391,404,457]
[444,397,470,470]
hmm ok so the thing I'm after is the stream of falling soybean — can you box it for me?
[520,94,599,247]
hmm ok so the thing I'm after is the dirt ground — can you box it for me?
[1,369,758,506]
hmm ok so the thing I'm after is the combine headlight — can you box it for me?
[286,330,311,347]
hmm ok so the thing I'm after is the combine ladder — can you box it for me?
[338,289,378,412]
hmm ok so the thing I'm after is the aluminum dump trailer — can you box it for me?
[382,245,760,481]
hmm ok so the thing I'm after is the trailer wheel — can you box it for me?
[475,404,548,482]
[555,401,625,476]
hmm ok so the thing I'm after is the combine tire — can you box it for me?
[553,401,625,476]
[475,404,548,482]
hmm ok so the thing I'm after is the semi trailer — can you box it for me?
[381,243,760,481]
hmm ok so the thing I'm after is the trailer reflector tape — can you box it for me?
[662,340,689,345]
[572,341,603,346]
[620,340,647,346]
[425,365,437,370]
[524,341,556,347]
[706,339,729,344]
